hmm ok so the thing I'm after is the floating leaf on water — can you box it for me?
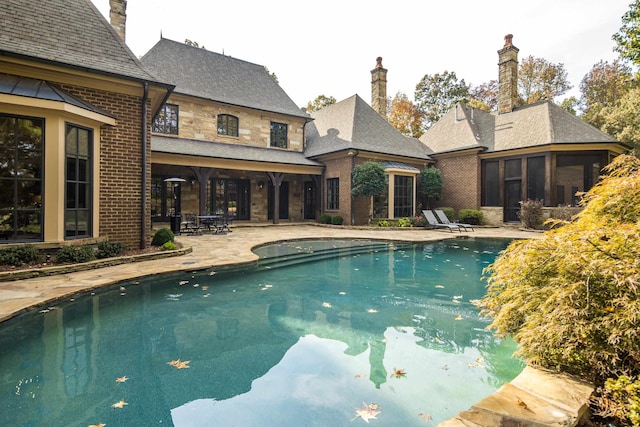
[322,302,332,308]
[352,402,381,423]
[367,308,378,313]
[339,291,346,295]
[454,314,463,320]
[435,285,444,289]
[390,367,406,379]
[201,286,209,290]
[178,280,189,286]
[115,376,128,383]
[111,399,128,409]
[89,423,106,427]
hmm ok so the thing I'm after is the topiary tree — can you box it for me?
[420,167,443,209]
[480,154,640,424]
[352,161,386,223]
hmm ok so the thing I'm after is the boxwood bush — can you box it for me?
[0,245,40,266]
[151,227,174,247]
[319,214,332,224]
[56,245,96,263]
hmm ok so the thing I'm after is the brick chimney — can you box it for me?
[109,0,127,42]
[371,57,387,117]
[497,34,519,114]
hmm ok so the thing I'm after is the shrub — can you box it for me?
[56,245,96,263]
[518,199,544,229]
[397,217,412,227]
[458,209,483,225]
[412,215,427,227]
[0,245,40,266]
[593,376,640,427]
[151,227,174,247]
[438,207,455,221]
[377,220,390,227]
[96,241,127,259]
[320,214,332,224]
[161,241,177,251]
[331,215,343,225]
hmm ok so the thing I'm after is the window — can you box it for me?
[556,154,602,206]
[65,124,92,238]
[482,160,500,206]
[153,104,178,135]
[393,175,413,218]
[326,178,339,210]
[0,114,43,241]
[527,156,546,202]
[270,122,288,148]
[217,114,238,137]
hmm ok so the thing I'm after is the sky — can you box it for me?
[94,0,633,108]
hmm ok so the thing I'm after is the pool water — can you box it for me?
[0,238,523,426]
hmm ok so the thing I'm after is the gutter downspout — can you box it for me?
[140,82,149,249]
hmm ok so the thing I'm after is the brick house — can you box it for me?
[420,35,628,224]
[0,0,173,248]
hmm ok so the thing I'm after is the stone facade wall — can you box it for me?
[61,84,149,249]
[170,95,305,152]
[435,153,480,216]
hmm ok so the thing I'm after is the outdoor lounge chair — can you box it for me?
[434,209,474,232]
[422,210,462,232]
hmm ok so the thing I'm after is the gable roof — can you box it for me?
[140,38,308,119]
[420,101,621,155]
[0,0,159,83]
[304,94,432,160]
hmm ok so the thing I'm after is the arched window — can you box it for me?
[217,114,239,137]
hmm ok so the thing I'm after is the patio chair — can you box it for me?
[422,210,462,232]
[434,209,474,232]
[180,214,203,235]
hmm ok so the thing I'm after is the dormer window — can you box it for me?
[153,104,178,135]
[270,121,287,148]
[217,114,239,137]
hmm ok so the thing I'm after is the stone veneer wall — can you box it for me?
[170,95,306,152]
[323,156,355,225]
[61,84,150,249]
[435,153,480,216]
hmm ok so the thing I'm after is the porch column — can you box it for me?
[267,172,284,224]
[191,166,215,215]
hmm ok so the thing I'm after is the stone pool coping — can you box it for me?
[0,224,592,426]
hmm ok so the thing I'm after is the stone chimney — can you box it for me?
[109,0,127,42]
[371,57,387,117]
[497,34,519,114]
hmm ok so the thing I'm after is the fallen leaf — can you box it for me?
[322,302,332,308]
[88,424,106,427]
[352,402,381,423]
[201,286,209,290]
[115,376,128,383]
[176,360,191,369]
[367,308,378,313]
[168,359,181,367]
[516,396,529,410]
[390,367,406,379]
[111,399,127,409]
[454,314,463,320]
[435,285,444,289]
[419,412,432,422]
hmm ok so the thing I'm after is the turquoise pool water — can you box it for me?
[0,238,523,426]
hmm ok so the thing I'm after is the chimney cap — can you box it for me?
[376,57,383,68]
[503,34,514,48]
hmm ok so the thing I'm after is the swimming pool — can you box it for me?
[0,238,523,426]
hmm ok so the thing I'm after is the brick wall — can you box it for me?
[435,154,480,215]
[61,84,150,249]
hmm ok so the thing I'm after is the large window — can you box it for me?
[270,122,288,148]
[0,114,43,241]
[326,178,339,210]
[527,156,546,202]
[65,124,92,238]
[153,104,178,135]
[393,175,413,217]
[556,154,602,206]
[217,114,239,137]
[482,160,500,206]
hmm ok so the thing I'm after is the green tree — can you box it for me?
[600,87,640,152]
[414,71,469,130]
[352,161,386,222]
[613,0,640,66]
[306,95,336,112]
[579,59,633,129]
[388,92,424,138]
[419,167,443,209]
[480,155,640,421]
[519,55,572,103]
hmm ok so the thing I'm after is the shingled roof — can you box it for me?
[304,94,432,160]
[152,135,322,167]
[0,0,159,82]
[141,38,309,119]
[420,101,620,154]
